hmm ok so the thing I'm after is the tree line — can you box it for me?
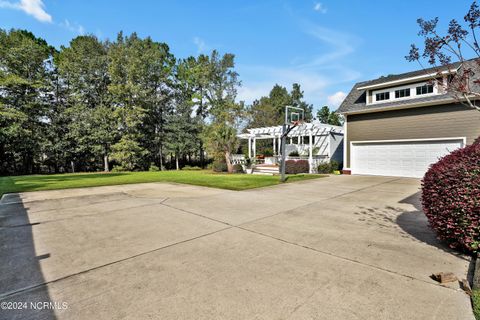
[0,29,340,175]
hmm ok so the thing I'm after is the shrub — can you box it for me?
[212,160,228,172]
[182,165,202,171]
[421,141,480,253]
[317,162,332,174]
[111,165,127,172]
[317,160,340,174]
[330,160,340,171]
[148,163,160,172]
[233,164,244,173]
[285,160,309,174]
[263,150,273,157]
[288,151,300,157]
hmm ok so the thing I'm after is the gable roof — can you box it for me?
[336,62,464,115]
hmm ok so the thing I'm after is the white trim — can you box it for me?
[357,69,455,90]
[339,96,456,115]
[350,137,466,145]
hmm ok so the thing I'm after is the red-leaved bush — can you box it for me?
[422,139,480,253]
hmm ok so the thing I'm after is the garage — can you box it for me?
[351,138,465,178]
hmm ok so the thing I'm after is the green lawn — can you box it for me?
[473,289,480,320]
[0,170,325,196]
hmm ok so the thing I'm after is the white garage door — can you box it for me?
[351,139,464,178]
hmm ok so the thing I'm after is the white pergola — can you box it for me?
[238,122,344,173]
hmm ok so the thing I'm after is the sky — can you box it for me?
[0,0,474,113]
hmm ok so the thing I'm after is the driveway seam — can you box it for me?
[154,197,460,293]
[0,225,233,300]
[160,201,234,226]
[233,177,403,227]
[2,177,456,306]
[159,178,404,230]
[236,225,461,293]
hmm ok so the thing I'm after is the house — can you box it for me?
[337,62,480,178]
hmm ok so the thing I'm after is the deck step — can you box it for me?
[252,172,276,175]
[253,165,279,175]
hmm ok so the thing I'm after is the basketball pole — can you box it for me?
[280,123,287,182]
[280,106,304,183]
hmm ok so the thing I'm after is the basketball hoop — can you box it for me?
[280,106,306,183]
[291,120,303,127]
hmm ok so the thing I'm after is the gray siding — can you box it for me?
[329,133,344,164]
[345,103,480,168]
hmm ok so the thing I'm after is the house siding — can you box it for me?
[345,103,480,168]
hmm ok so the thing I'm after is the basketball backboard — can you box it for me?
[285,106,305,125]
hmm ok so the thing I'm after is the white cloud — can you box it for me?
[327,91,347,107]
[0,0,52,22]
[237,64,358,107]
[193,36,210,53]
[237,83,273,103]
[237,23,361,107]
[301,25,358,66]
[313,2,327,14]
[60,19,85,35]
[237,65,329,102]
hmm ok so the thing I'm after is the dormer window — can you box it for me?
[368,81,439,105]
[375,91,390,101]
[416,84,434,95]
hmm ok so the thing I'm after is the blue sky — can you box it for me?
[0,0,473,112]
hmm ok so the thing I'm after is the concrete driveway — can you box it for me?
[0,175,473,320]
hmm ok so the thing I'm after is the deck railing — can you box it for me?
[230,154,329,173]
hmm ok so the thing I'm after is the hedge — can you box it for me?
[285,160,309,174]
[317,160,340,174]
[421,139,480,253]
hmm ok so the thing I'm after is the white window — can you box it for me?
[416,84,434,95]
[369,81,438,105]
[395,88,410,98]
[375,91,390,101]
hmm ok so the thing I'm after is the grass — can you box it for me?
[0,170,325,196]
[473,289,480,320]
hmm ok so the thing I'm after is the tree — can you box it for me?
[247,83,314,130]
[0,29,52,174]
[57,35,115,172]
[406,1,480,111]
[204,122,240,173]
[290,83,313,121]
[165,62,199,170]
[42,55,71,173]
[175,56,210,167]
[317,106,330,124]
[108,32,175,171]
[316,106,344,126]
[327,112,343,126]
[202,50,243,173]
[110,135,148,171]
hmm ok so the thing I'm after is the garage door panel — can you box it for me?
[352,139,463,178]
